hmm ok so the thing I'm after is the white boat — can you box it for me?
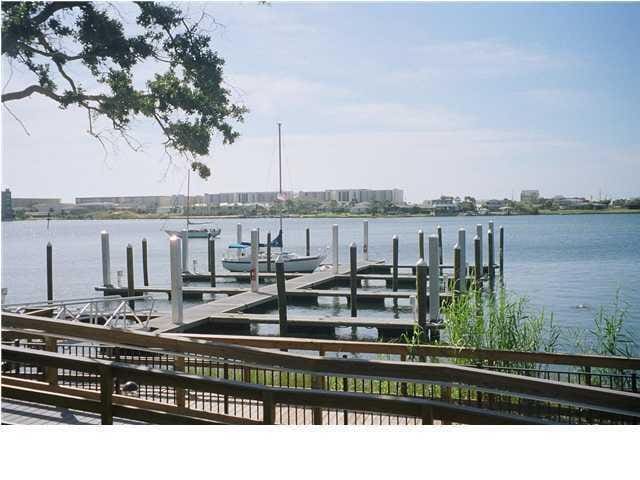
[163,166,221,239]
[222,245,325,273]
[165,227,221,239]
[222,122,325,274]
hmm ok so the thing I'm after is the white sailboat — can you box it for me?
[222,122,326,273]
[165,166,221,239]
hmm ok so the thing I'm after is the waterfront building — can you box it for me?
[2,189,14,221]
[520,190,540,203]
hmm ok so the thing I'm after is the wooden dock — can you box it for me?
[149,260,393,333]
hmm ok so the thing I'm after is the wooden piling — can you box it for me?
[276,258,288,337]
[453,244,461,297]
[305,227,310,256]
[488,225,495,282]
[350,242,358,318]
[428,235,440,323]
[499,225,504,277]
[392,235,399,292]
[418,229,425,260]
[142,238,149,286]
[126,244,135,309]
[46,242,53,302]
[363,220,369,261]
[45,337,58,386]
[208,234,216,287]
[474,235,482,288]
[332,224,339,273]
[101,231,111,287]
[458,228,467,292]
[476,224,483,274]
[169,235,183,325]
[437,225,443,266]
[181,229,189,273]
[416,258,427,329]
[266,232,272,273]
[250,229,259,293]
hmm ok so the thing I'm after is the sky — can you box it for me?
[2,1,639,203]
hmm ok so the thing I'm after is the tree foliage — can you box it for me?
[1,1,247,178]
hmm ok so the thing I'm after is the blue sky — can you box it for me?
[2,1,639,202]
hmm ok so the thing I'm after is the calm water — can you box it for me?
[1,214,639,338]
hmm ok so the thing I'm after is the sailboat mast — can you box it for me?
[278,122,283,252]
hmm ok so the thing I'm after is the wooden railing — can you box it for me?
[2,312,640,425]
[2,345,546,425]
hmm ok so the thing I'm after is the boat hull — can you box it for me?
[222,255,324,273]
[165,228,221,239]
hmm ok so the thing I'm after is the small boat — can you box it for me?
[222,244,325,273]
[165,227,221,239]
[163,166,221,239]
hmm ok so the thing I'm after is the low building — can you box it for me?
[520,190,540,203]
[482,199,507,211]
[2,189,14,221]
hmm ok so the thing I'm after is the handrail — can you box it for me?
[160,333,640,370]
[1,345,545,425]
[3,313,640,416]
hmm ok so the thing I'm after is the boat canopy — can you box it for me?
[227,243,250,249]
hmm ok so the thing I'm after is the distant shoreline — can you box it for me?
[5,208,640,222]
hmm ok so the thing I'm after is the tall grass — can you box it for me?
[442,287,560,354]
[403,286,637,361]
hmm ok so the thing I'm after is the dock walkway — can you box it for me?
[150,261,382,333]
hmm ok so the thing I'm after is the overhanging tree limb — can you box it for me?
[1,1,247,179]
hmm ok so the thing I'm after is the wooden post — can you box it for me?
[312,350,325,425]
[350,242,358,318]
[169,235,183,325]
[332,224,339,273]
[46,242,53,301]
[126,244,135,309]
[181,229,189,273]
[418,229,424,261]
[305,227,310,256]
[421,405,434,425]
[266,232,272,273]
[141,238,149,286]
[99,365,113,425]
[474,235,482,289]
[250,229,259,292]
[476,224,483,273]
[457,228,466,292]
[175,354,185,409]
[437,225,443,266]
[499,225,504,277]
[208,234,216,287]
[236,223,242,258]
[416,258,427,329]
[101,230,111,287]
[342,354,349,425]
[428,235,440,323]
[363,220,369,261]
[262,391,275,425]
[453,244,461,297]
[392,235,399,292]
[45,337,58,386]
[276,257,288,336]
[488,223,495,282]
